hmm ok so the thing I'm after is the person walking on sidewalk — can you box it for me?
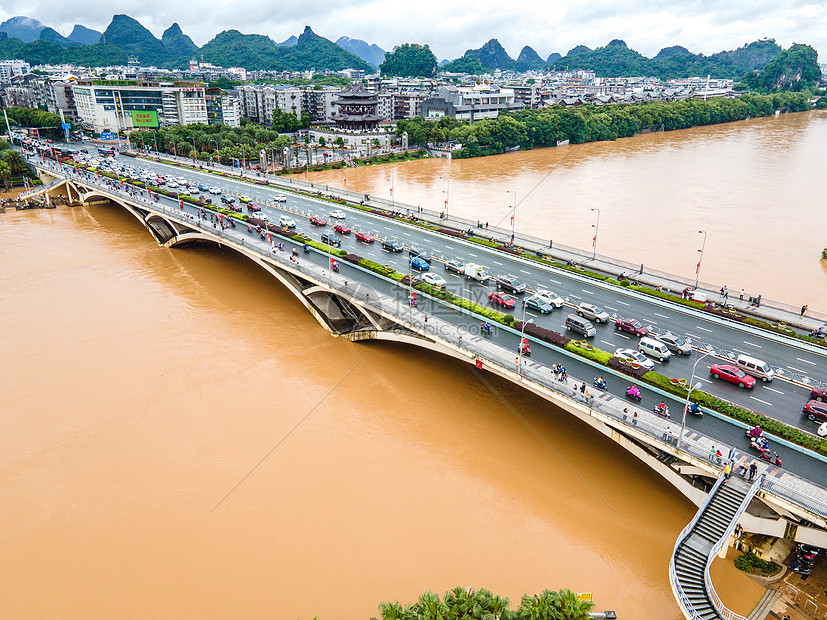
[801,304,808,316]
[749,462,758,481]
[739,288,745,301]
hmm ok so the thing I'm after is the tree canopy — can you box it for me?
[740,44,822,92]
[379,43,438,77]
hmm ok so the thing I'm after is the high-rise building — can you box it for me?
[0,60,31,83]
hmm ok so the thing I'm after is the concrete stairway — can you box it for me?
[670,475,763,620]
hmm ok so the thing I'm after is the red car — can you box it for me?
[810,387,827,402]
[489,291,516,309]
[803,400,827,423]
[615,318,649,337]
[709,364,755,388]
[309,216,326,226]
[355,231,374,243]
[334,224,351,234]
[246,204,261,212]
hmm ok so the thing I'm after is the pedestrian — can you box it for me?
[755,294,761,308]
[424,315,428,323]
[579,383,586,395]
[514,356,520,368]
[709,446,716,462]
[458,335,463,347]
[801,304,808,316]
[723,287,728,300]
[749,462,757,481]
[715,449,722,464]
[720,286,725,297]
[724,461,731,480]
[632,411,638,425]
[561,370,567,383]
[739,288,745,301]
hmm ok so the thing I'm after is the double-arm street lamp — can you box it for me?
[591,207,600,259]
[694,230,707,289]
[679,348,716,450]
[506,189,517,242]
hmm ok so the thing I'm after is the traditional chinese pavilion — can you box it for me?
[333,82,380,131]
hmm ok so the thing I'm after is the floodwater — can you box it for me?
[0,204,765,618]
[306,110,827,311]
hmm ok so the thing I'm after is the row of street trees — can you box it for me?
[396,91,812,158]
[0,139,30,190]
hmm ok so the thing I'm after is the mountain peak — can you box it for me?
[164,23,183,37]
[0,16,46,42]
[162,22,197,56]
[464,38,516,71]
[68,24,102,45]
[607,39,627,48]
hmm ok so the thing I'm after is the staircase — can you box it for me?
[670,474,763,620]
[19,178,64,200]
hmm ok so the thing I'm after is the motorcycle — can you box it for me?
[303,244,310,254]
[653,404,670,418]
[480,322,492,336]
[593,378,608,390]
[519,342,531,357]
[625,386,642,402]
[331,263,339,273]
[686,402,703,417]
[750,435,770,453]
[759,450,782,466]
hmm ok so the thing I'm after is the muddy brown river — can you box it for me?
[0,201,765,617]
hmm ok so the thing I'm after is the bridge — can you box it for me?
[27,158,827,620]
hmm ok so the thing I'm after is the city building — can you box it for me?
[205,88,241,127]
[420,83,523,121]
[72,80,208,133]
[0,60,31,83]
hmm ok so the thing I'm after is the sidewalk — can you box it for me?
[131,149,827,335]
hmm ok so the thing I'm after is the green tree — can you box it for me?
[380,43,438,77]
[0,160,11,191]
[318,136,326,147]
[1,149,28,173]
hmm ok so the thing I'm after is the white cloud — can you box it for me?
[0,0,823,61]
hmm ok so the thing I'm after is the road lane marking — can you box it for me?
[527,312,539,318]
[695,326,712,332]
[549,279,561,284]
[743,340,761,348]
[582,289,594,294]
[570,294,581,299]
[788,366,807,373]
[467,253,477,257]
[732,348,750,355]
[698,377,713,384]
[616,334,631,340]
[448,274,461,278]
[796,357,817,366]
[616,300,629,306]
[463,288,473,294]
[686,333,702,339]
[654,312,669,318]
[601,340,614,347]
[749,396,772,406]
[520,269,531,274]
[604,306,617,311]
[764,386,784,395]
[492,260,503,265]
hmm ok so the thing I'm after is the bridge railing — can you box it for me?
[38,160,827,520]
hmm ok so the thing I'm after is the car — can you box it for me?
[577,303,610,323]
[444,260,464,274]
[167,181,180,189]
[272,194,287,203]
[333,224,351,234]
[279,215,296,228]
[615,318,649,337]
[810,386,827,402]
[186,185,199,194]
[408,247,432,262]
[495,274,526,294]
[382,239,403,252]
[320,233,342,247]
[228,203,243,213]
[489,291,516,309]
[422,273,448,288]
[709,364,755,388]
[818,422,827,438]
[655,332,692,355]
[355,231,374,243]
[523,295,554,314]
[256,213,270,222]
[614,348,655,370]
[220,195,236,204]
[410,257,430,271]
[329,209,346,219]
[309,216,327,226]
[246,204,261,212]
[239,195,252,203]
[208,187,222,194]
[535,289,565,308]
[803,400,827,423]
[197,183,210,191]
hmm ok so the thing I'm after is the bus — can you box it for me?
[97,146,116,158]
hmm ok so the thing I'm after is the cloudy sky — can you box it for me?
[1,0,825,61]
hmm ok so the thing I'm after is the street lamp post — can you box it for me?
[591,207,600,259]
[506,189,517,242]
[440,175,449,221]
[694,230,707,289]
[679,349,716,450]
[517,302,533,376]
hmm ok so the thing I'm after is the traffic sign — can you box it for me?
[100,132,116,141]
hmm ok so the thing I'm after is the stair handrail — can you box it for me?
[668,472,726,619]
[703,474,765,620]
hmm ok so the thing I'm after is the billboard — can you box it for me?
[130,110,159,128]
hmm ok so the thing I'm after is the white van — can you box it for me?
[736,354,775,382]
[638,337,673,361]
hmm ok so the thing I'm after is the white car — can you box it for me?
[208,187,222,194]
[535,289,565,308]
[818,422,827,438]
[279,215,296,228]
[329,210,346,219]
[167,181,179,189]
[187,185,199,194]
[422,273,448,288]
[614,348,655,370]
[272,194,287,203]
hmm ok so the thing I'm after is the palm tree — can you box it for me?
[1,148,27,174]
[0,160,12,191]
